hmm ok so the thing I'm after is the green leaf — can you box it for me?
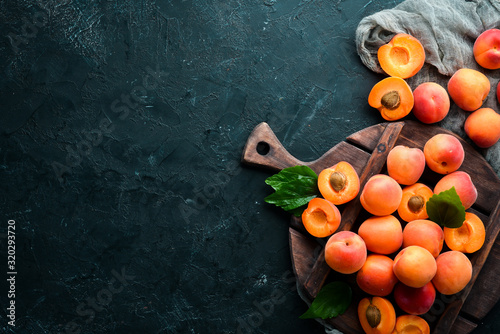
[264,166,320,216]
[426,186,466,228]
[299,281,352,320]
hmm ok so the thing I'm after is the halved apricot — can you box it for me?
[301,198,341,238]
[392,315,430,334]
[317,161,360,205]
[378,33,425,79]
[444,212,485,253]
[358,296,396,334]
[368,77,414,121]
[397,183,433,222]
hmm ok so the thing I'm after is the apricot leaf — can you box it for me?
[426,187,466,228]
[264,165,320,216]
[299,281,352,320]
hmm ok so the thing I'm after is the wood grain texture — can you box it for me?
[242,120,500,334]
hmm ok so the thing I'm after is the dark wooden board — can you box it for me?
[242,120,500,334]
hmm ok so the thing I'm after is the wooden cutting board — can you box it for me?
[241,120,500,334]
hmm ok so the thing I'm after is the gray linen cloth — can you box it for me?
[355,0,500,177]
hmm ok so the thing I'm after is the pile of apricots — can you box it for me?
[368,29,500,149]
[301,134,484,333]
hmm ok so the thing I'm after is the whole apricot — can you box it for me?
[358,215,403,255]
[386,145,425,185]
[423,133,464,174]
[356,254,399,297]
[447,68,490,112]
[402,220,444,258]
[412,82,450,124]
[432,250,472,295]
[434,171,477,210]
[325,231,367,274]
[393,245,437,288]
[473,29,500,70]
[393,282,436,315]
[360,174,402,216]
[464,107,500,148]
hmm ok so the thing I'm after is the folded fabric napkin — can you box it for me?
[355,0,500,176]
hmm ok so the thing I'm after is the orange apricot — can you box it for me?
[434,171,477,210]
[393,245,437,288]
[464,107,500,148]
[301,198,341,238]
[402,219,444,258]
[377,33,425,79]
[447,68,490,112]
[325,231,367,274]
[473,29,500,70]
[432,250,472,295]
[358,297,396,334]
[397,183,433,222]
[444,212,485,253]
[358,215,403,255]
[356,254,399,297]
[318,161,360,205]
[360,174,403,216]
[423,133,464,174]
[386,145,425,185]
[392,315,430,334]
[368,77,414,121]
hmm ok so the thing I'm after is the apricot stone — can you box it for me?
[447,68,490,112]
[464,107,500,148]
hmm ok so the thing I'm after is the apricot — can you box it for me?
[377,33,425,79]
[397,183,433,222]
[318,161,360,205]
[360,174,402,216]
[393,245,437,288]
[447,68,490,112]
[357,254,399,297]
[301,198,341,238]
[393,282,436,315]
[432,250,472,295]
[464,107,500,148]
[412,82,450,124]
[444,212,485,253]
[473,28,500,70]
[386,145,425,185]
[392,315,430,334]
[497,81,500,104]
[402,219,444,258]
[434,171,477,210]
[325,231,367,274]
[368,77,414,121]
[358,297,396,334]
[423,133,464,174]
[358,215,403,255]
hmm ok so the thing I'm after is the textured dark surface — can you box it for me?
[0,1,499,333]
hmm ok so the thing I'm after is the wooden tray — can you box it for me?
[242,120,500,334]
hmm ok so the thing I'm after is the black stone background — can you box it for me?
[1,0,500,333]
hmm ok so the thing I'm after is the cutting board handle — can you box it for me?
[241,122,305,171]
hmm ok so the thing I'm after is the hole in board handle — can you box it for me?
[256,141,270,155]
